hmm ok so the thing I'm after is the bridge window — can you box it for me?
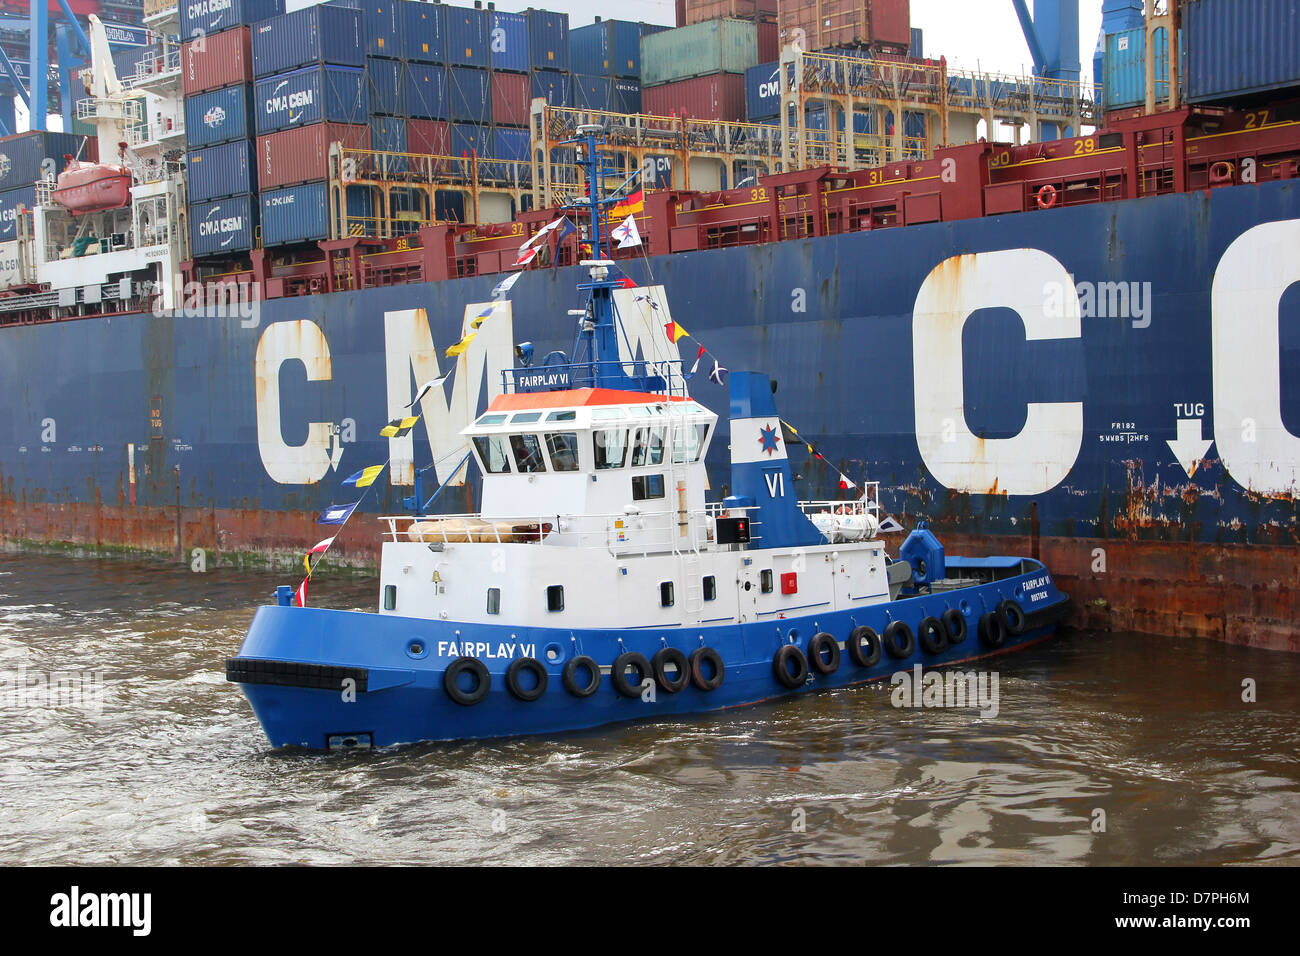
[632,474,665,500]
[546,432,580,471]
[703,576,717,601]
[672,423,710,463]
[594,429,629,469]
[630,426,666,466]
[546,585,564,612]
[472,435,511,473]
[546,410,577,422]
[660,581,675,607]
[486,587,500,615]
[509,433,547,473]
[511,412,543,423]
[475,413,508,425]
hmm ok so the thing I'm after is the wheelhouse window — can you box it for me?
[630,427,666,467]
[672,423,710,463]
[546,410,577,422]
[760,569,774,594]
[546,432,580,471]
[510,412,542,424]
[703,576,717,601]
[632,474,665,500]
[660,581,675,607]
[509,433,547,473]
[486,588,501,615]
[594,429,629,469]
[472,435,512,473]
[383,585,397,610]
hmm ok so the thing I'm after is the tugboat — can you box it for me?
[226,127,1071,751]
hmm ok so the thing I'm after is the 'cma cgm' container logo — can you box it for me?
[188,0,233,30]
[199,205,242,247]
[265,80,313,125]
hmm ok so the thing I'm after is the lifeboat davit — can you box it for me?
[52,158,132,215]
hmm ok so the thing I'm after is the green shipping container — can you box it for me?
[640,18,758,87]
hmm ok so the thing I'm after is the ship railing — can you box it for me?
[500,358,690,399]
[77,97,143,125]
[129,49,181,85]
[798,484,881,518]
[379,504,757,556]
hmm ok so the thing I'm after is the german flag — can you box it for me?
[608,188,644,220]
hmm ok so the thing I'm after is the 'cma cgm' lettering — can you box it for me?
[188,0,232,22]
[265,90,313,114]
[199,215,243,236]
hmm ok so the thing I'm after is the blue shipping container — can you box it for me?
[260,181,349,246]
[405,63,448,120]
[570,73,609,111]
[569,19,641,78]
[254,65,368,134]
[489,11,529,73]
[402,0,446,63]
[0,131,85,191]
[365,1,401,58]
[368,57,405,116]
[484,125,529,182]
[745,60,781,121]
[450,122,488,158]
[186,139,256,202]
[1185,0,1300,104]
[179,0,284,41]
[526,9,570,72]
[445,7,490,68]
[369,116,408,172]
[1103,27,1172,111]
[448,66,491,123]
[188,193,256,256]
[609,77,641,114]
[531,69,571,109]
[251,4,365,79]
[184,84,256,147]
[0,185,37,241]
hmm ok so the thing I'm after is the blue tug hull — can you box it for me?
[232,567,1069,749]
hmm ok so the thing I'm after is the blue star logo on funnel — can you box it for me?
[758,423,781,456]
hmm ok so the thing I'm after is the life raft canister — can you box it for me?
[1036,184,1058,209]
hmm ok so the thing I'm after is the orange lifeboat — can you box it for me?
[52,158,133,215]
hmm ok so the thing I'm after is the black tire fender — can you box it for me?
[883,620,916,659]
[943,608,968,645]
[504,657,548,702]
[847,626,882,667]
[918,615,948,655]
[651,647,690,694]
[979,612,1007,649]
[611,651,651,698]
[443,656,490,706]
[561,655,602,698]
[772,644,809,689]
[688,647,725,691]
[807,632,841,675]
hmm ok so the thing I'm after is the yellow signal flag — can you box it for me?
[380,416,420,438]
[343,464,385,488]
[664,320,689,344]
[446,332,477,357]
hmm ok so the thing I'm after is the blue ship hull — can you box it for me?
[231,567,1070,748]
[1,180,1297,645]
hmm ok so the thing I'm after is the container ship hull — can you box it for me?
[1,179,1297,650]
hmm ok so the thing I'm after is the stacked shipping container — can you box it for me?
[639,18,759,121]
[777,0,911,54]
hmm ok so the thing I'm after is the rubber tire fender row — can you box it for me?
[772,644,809,689]
[611,651,652,698]
[651,647,690,694]
[562,654,602,698]
[998,599,1027,636]
[504,657,548,702]
[807,632,841,675]
[444,656,490,706]
[943,608,968,646]
[883,620,916,659]
[689,647,725,691]
[847,626,882,667]
[978,612,1007,649]
[917,616,948,655]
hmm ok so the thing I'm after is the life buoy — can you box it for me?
[847,625,882,667]
[998,599,1027,636]
[1036,184,1058,209]
[943,608,968,645]
[689,647,725,691]
[443,656,490,706]
[505,657,548,702]
[979,611,1007,648]
[1209,161,1234,185]
[651,647,690,694]
[883,620,916,659]
[918,616,948,654]
[773,644,809,688]
[611,651,651,698]
[807,632,841,675]
[562,655,602,697]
